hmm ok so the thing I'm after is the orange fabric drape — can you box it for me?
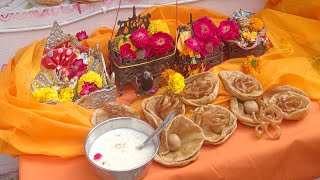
[265,0,320,20]
[0,5,320,161]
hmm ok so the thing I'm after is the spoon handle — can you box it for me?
[141,111,175,147]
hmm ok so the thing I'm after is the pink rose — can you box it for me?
[76,31,88,41]
[120,43,137,60]
[193,16,218,42]
[67,59,87,79]
[200,36,221,57]
[144,47,154,59]
[130,28,149,49]
[184,36,204,53]
[217,20,240,42]
[148,32,174,55]
[80,82,99,96]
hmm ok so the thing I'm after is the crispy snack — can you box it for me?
[263,85,311,120]
[230,97,284,140]
[91,102,140,126]
[181,72,219,106]
[230,97,267,126]
[219,70,263,101]
[191,104,237,145]
[35,0,63,5]
[142,95,185,128]
[157,95,184,120]
[155,115,204,167]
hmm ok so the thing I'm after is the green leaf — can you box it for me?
[251,58,258,69]
[25,2,34,9]
[123,36,129,42]
[191,57,197,64]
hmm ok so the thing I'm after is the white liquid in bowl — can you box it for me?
[89,128,156,170]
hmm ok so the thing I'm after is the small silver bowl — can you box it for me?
[84,117,160,180]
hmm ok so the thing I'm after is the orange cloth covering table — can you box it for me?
[0,5,319,180]
[20,101,320,180]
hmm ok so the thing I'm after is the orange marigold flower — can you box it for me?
[249,17,264,32]
[161,69,176,80]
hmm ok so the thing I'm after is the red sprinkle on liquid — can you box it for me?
[94,153,102,160]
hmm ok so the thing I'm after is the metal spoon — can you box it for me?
[137,111,176,150]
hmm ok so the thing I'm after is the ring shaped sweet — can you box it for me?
[252,105,283,140]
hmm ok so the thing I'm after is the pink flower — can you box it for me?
[148,32,174,55]
[130,28,149,49]
[150,87,159,94]
[120,43,137,60]
[76,31,88,41]
[41,48,76,70]
[200,37,221,57]
[193,16,218,42]
[93,153,102,160]
[144,47,154,58]
[184,36,203,53]
[217,20,240,42]
[80,82,100,96]
[67,59,87,79]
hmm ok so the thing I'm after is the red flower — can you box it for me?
[193,16,218,42]
[41,48,76,70]
[120,43,137,60]
[200,37,221,57]
[149,32,174,55]
[80,82,100,96]
[67,59,87,79]
[204,65,212,71]
[93,153,102,160]
[184,36,203,53]
[217,20,240,42]
[76,31,88,41]
[130,28,149,49]
[144,47,154,58]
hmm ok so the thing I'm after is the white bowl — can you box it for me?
[84,117,160,180]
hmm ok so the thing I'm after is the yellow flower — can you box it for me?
[59,87,74,102]
[148,20,170,35]
[242,31,257,42]
[249,17,264,32]
[77,71,103,95]
[118,34,137,51]
[168,72,185,94]
[243,55,261,75]
[32,87,59,103]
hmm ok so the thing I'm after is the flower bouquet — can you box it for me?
[31,21,116,109]
[224,9,268,59]
[176,15,224,77]
[108,7,175,95]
